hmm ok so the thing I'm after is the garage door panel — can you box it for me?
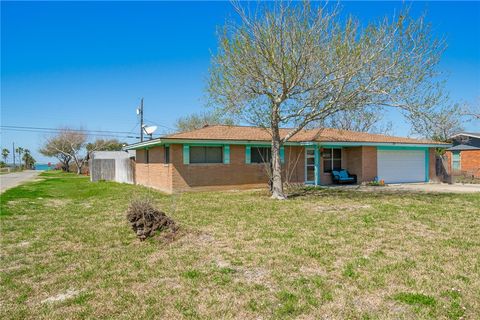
[377,150,425,183]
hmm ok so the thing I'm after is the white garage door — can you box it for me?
[377,149,426,183]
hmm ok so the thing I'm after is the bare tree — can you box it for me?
[208,1,445,199]
[308,107,393,134]
[462,97,480,121]
[86,139,125,152]
[175,111,235,132]
[409,103,465,142]
[40,129,87,174]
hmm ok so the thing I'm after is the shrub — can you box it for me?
[365,179,386,186]
[126,197,178,241]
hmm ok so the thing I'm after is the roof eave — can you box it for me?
[122,139,163,150]
[123,138,450,150]
[314,141,450,148]
[450,132,480,139]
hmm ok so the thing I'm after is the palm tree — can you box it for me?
[15,147,24,168]
[2,148,9,164]
[22,149,35,169]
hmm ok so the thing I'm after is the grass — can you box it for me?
[0,171,479,319]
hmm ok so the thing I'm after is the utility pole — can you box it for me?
[139,98,144,142]
[12,142,15,167]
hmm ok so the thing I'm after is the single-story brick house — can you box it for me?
[124,125,449,193]
[445,132,480,178]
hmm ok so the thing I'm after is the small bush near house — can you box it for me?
[453,172,480,184]
[365,179,386,186]
[126,197,178,241]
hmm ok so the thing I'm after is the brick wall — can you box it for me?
[445,150,480,178]
[443,150,480,178]
[362,146,378,182]
[135,148,172,193]
[461,150,480,177]
[142,144,306,192]
[133,144,439,192]
[171,145,304,191]
[343,147,363,181]
[429,148,437,181]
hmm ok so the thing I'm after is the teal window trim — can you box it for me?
[246,144,282,164]
[180,143,225,147]
[452,151,461,171]
[424,149,429,182]
[245,146,251,164]
[183,145,190,164]
[184,144,231,165]
[314,145,320,186]
[223,145,230,164]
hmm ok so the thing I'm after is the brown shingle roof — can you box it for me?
[163,125,444,145]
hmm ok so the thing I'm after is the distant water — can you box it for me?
[34,164,53,171]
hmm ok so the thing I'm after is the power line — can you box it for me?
[0,127,140,139]
[0,125,167,139]
[0,127,147,139]
[0,125,140,135]
[143,118,175,131]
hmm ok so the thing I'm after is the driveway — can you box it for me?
[0,170,42,193]
[386,183,480,193]
[328,182,480,193]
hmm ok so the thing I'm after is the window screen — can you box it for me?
[251,147,271,163]
[164,146,170,163]
[323,148,341,172]
[190,146,223,164]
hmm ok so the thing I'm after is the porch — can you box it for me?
[303,145,377,186]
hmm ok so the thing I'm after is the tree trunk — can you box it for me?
[270,123,286,200]
[75,160,82,175]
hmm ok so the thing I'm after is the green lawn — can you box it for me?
[1,172,479,319]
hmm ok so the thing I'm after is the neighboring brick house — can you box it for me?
[124,125,449,193]
[445,132,480,178]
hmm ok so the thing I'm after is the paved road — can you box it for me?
[0,170,42,193]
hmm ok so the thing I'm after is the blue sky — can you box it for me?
[1,1,479,163]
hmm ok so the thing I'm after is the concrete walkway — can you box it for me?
[329,182,480,194]
[0,170,42,193]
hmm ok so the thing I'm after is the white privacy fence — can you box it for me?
[90,151,135,184]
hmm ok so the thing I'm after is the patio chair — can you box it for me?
[332,169,357,184]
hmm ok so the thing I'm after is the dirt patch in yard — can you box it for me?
[44,198,71,207]
[310,203,372,213]
[41,289,82,304]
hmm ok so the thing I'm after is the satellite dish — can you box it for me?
[143,125,157,135]
[136,108,140,115]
